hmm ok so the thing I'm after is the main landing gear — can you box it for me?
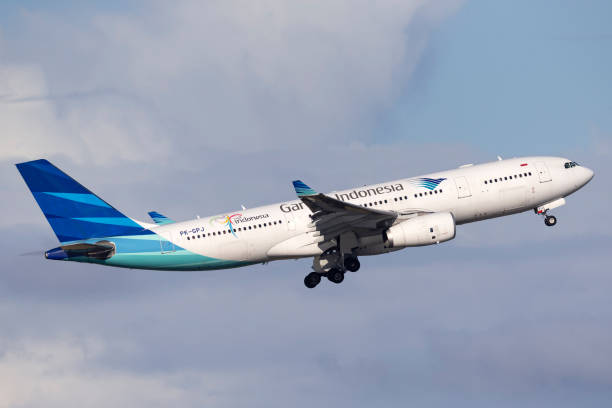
[303,252,361,288]
[304,272,321,288]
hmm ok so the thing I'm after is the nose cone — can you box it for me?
[580,166,594,187]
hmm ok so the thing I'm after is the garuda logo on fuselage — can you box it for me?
[406,177,446,190]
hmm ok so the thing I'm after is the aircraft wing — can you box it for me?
[292,180,398,235]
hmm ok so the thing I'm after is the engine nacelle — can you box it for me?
[385,212,456,248]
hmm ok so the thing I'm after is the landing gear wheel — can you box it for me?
[304,272,321,288]
[327,268,344,284]
[344,257,360,272]
[544,215,557,227]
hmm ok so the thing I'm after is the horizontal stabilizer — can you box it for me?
[46,240,116,260]
[148,211,175,225]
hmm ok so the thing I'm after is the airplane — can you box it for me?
[16,156,593,288]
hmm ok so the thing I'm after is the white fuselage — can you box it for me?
[152,156,593,266]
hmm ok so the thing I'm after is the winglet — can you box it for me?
[292,180,317,197]
[148,211,175,225]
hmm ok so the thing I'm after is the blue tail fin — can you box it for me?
[16,159,147,243]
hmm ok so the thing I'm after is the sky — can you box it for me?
[1,0,611,406]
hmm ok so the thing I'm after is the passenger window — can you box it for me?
[187,236,190,240]
[529,172,532,176]
[248,226,252,230]
[484,180,487,184]
[384,200,388,204]
[519,174,522,177]
[279,220,282,224]
[504,177,508,180]
[509,175,512,179]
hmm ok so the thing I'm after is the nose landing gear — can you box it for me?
[535,200,564,227]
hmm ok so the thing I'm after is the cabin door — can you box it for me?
[535,162,552,183]
[284,213,296,231]
[454,176,472,198]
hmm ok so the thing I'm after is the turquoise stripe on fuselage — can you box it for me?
[60,232,252,271]
[99,251,255,271]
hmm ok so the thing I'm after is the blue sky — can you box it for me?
[380,0,612,155]
[1,1,611,407]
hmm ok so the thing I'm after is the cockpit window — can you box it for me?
[564,161,580,169]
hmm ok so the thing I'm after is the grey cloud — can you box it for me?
[2,234,612,407]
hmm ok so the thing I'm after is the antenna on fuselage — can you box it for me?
[241,205,246,210]
[497,155,503,161]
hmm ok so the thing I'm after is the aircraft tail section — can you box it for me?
[15,159,147,243]
[148,211,175,225]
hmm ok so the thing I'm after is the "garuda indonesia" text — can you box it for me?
[334,183,404,202]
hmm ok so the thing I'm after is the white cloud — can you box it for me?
[0,63,171,165]
[0,0,463,164]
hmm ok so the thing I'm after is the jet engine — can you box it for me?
[385,212,456,248]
